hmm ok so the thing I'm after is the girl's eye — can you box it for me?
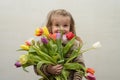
[64,25,68,27]
[55,24,59,27]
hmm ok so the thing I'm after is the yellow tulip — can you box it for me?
[20,44,29,50]
[42,26,49,37]
[19,54,28,64]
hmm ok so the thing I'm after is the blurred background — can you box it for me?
[0,0,120,80]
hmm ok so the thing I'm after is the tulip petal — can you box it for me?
[42,26,49,37]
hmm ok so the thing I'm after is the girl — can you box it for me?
[34,9,85,80]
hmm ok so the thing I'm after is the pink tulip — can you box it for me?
[86,73,96,80]
[56,33,61,39]
[25,38,34,46]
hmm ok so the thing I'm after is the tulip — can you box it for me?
[92,41,101,49]
[81,41,102,54]
[86,68,95,75]
[86,73,96,80]
[14,61,21,68]
[20,44,29,50]
[25,38,34,46]
[19,54,28,64]
[56,33,61,39]
[62,34,68,44]
[49,33,56,40]
[66,32,75,40]
[41,37,48,44]
[42,26,49,37]
[35,28,43,36]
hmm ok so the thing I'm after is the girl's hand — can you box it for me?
[47,64,63,75]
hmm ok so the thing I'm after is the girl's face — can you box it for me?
[51,15,70,34]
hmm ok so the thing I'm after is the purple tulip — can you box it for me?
[14,61,21,68]
[86,73,96,80]
[41,37,48,44]
[56,33,61,39]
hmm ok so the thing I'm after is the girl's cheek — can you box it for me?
[64,30,69,34]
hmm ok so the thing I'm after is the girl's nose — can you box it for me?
[59,26,65,33]
[60,26,64,31]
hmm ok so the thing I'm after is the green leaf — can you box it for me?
[64,63,85,71]
[28,47,36,53]
[65,50,79,63]
[22,66,29,72]
[65,45,82,63]
[39,44,49,54]
[55,75,61,80]
[63,37,75,57]
[52,53,61,62]
[61,69,69,80]
[57,59,64,64]
[32,46,56,64]
[56,38,63,59]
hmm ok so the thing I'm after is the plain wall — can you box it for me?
[0,0,120,80]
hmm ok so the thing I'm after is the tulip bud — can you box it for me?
[14,61,21,68]
[66,32,75,40]
[25,38,34,46]
[42,26,49,37]
[86,68,95,75]
[86,73,96,80]
[19,54,28,64]
[49,33,56,40]
[35,28,43,36]
[41,37,48,44]
[92,41,102,49]
[20,44,29,50]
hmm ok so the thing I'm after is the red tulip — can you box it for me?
[66,32,75,40]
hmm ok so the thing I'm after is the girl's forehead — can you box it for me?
[51,15,71,23]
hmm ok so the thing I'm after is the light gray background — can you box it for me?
[0,0,120,80]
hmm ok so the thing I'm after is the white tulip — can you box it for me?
[62,35,68,44]
[92,41,102,49]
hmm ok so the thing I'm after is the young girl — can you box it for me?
[34,9,85,80]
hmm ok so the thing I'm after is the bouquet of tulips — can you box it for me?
[14,26,101,80]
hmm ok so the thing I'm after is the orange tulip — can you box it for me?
[49,33,56,40]
[86,68,95,75]
[35,28,43,36]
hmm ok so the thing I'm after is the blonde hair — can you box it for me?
[46,9,76,34]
